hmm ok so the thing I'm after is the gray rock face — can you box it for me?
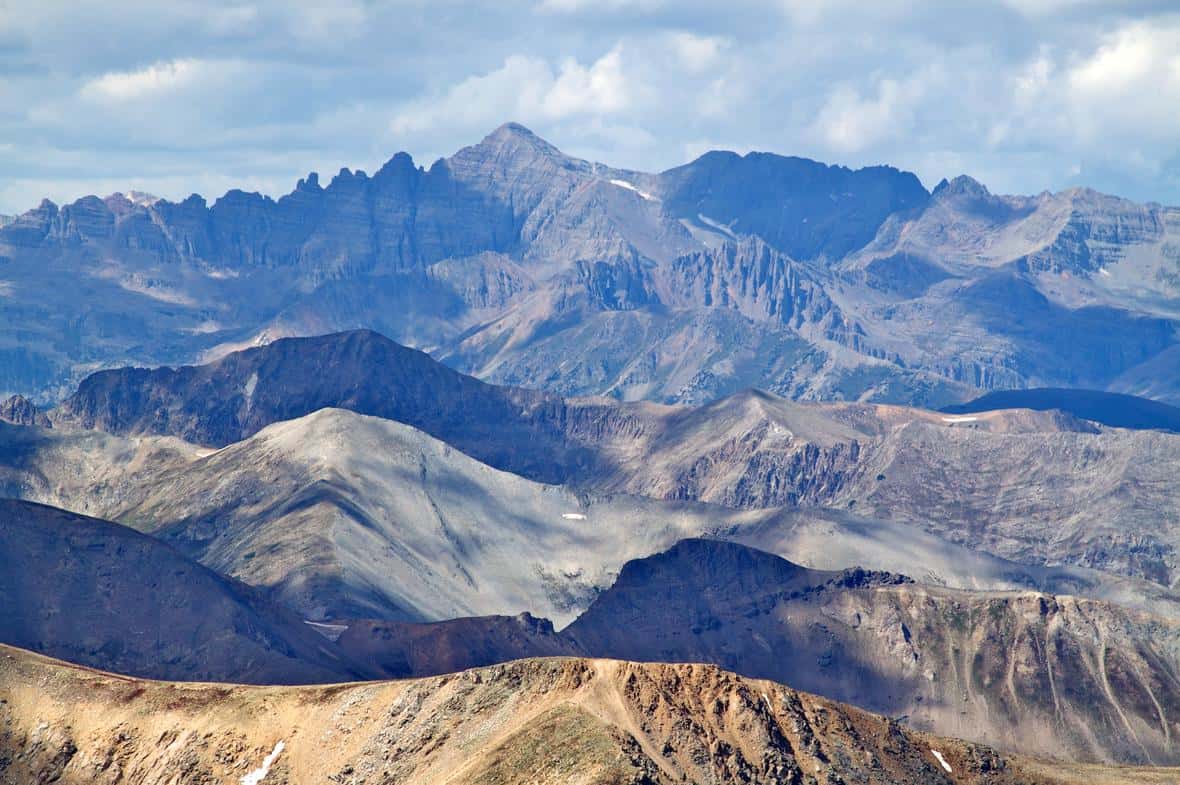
[659,150,931,261]
[2,123,1178,407]
[0,395,49,427]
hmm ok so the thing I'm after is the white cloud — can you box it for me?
[390,55,552,136]
[1069,23,1168,97]
[288,2,367,43]
[543,46,631,117]
[811,75,926,154]
[4,1,1180,213]
[1001,0,1091,16]
[667,32,728,74]
[81,59,205,102]
[391,46,635,137]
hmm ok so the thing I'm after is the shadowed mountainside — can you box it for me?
[0,499,373,684]
[943,387,1180,432]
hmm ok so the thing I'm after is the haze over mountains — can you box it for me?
[2,123,1178,410]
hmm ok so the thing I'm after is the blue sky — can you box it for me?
[2,0,1179,214]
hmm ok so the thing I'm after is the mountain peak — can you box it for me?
[473,122,566,159]
[932,174,991,200]
[487,121,541,141]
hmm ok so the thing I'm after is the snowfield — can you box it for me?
[608,179,658,201]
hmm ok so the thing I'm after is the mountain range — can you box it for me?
[5,330,1180,767]
[20,329,1180,594]
[5,122,1180,784]
[2,123,1178,410]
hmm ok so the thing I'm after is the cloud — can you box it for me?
[80,59,205,102]
[390,45,634,138]
[4,1,1180,213]
[667,32,728,74]
[812,78,922,154]
[537,0,665,12]
[390,55,555,136]
[544,47,631,117]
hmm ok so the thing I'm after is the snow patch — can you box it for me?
[696,213,737,239]
[562,513,587,520]
[608,179,658,202]
[244,372,259,406]
[125,190,160,207]
[304,619,348,641]
[930,749,952,773]
[241,741,285,785]
[941,416,979,424]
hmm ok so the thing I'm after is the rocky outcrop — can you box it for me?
[0,395,49,427]
[665,237,841,332]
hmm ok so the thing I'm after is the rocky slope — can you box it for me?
[80,407,743,623]
[4,643,1172,785]
[20,402,1180,625]
[3,124,1177,407]
[50,332,1180,589]
[565,540,1180,765]
[0,499,371,684]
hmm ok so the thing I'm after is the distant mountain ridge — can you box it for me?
[943,387,1180,432]
[42,329,1180,591]
[3,122,1178,407]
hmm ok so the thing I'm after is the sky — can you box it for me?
[2,0,1180,214]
